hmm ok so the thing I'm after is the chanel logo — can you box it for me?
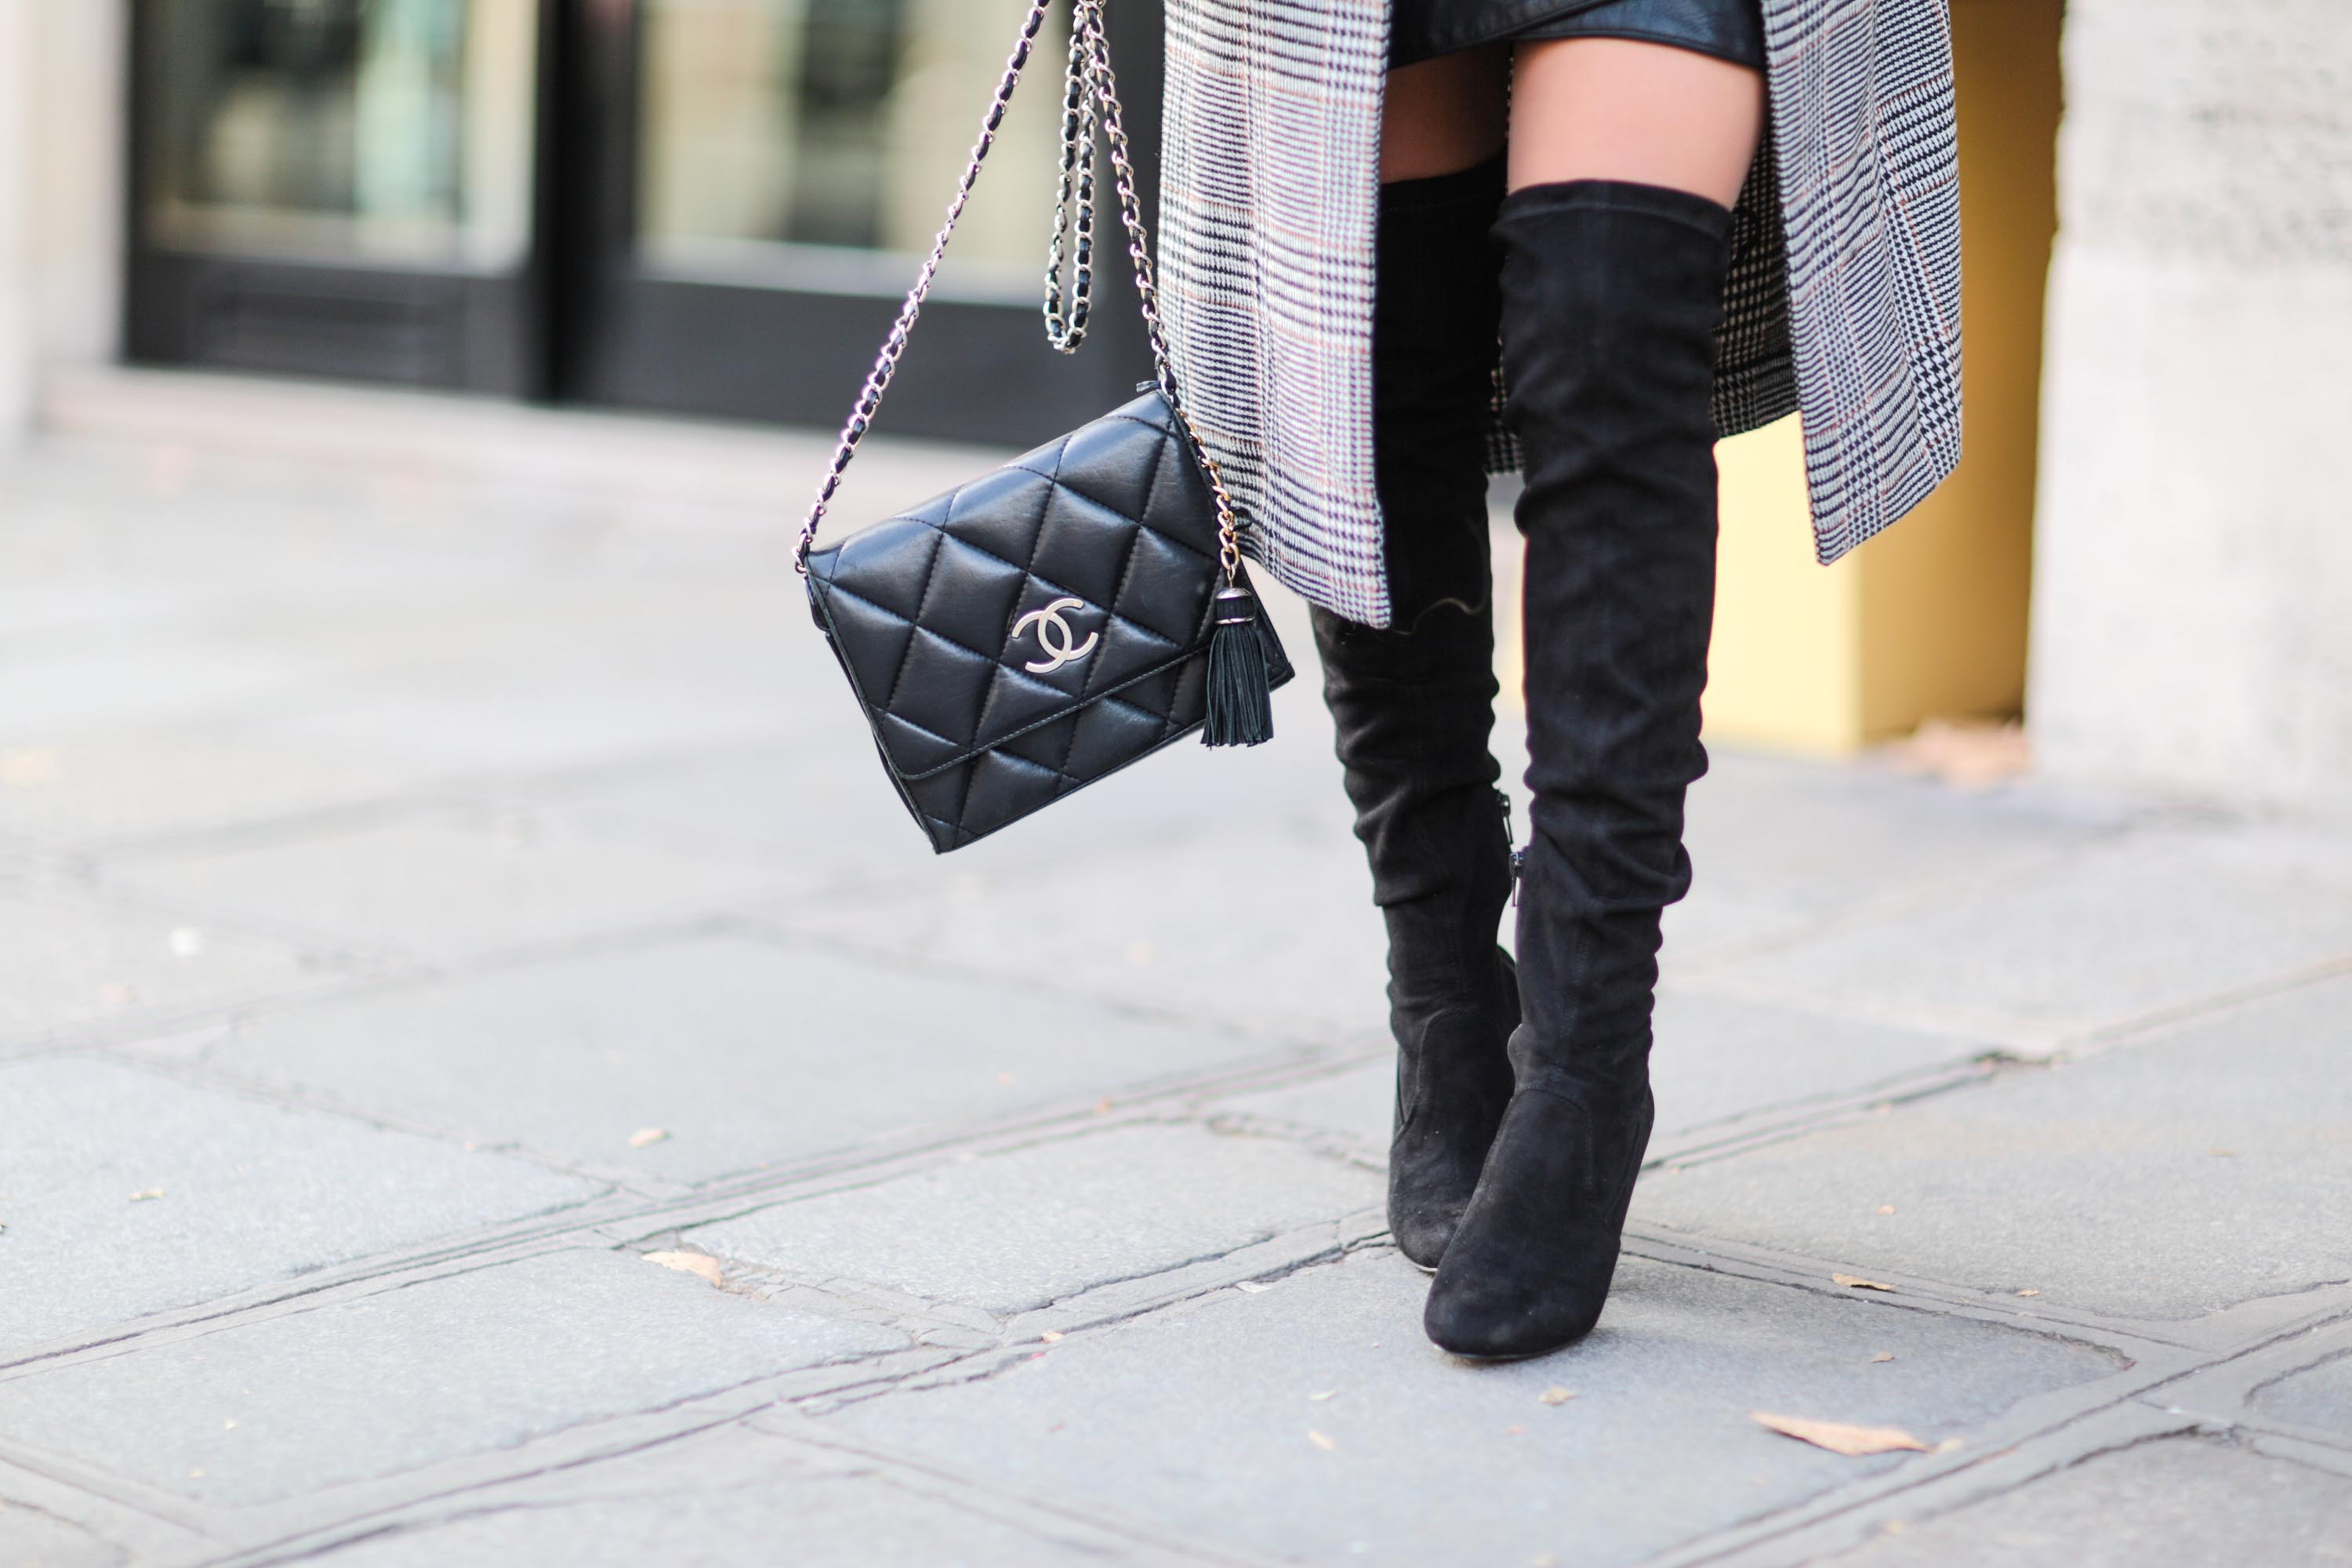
[1012,597,1099,674]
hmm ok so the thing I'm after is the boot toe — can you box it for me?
[1422,1254,1610,1359]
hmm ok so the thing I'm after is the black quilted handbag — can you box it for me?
[795,0,1291,854]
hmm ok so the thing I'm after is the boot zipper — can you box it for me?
[1499,789,1526,908]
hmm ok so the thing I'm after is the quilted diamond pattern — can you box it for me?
[805,390,1294,853]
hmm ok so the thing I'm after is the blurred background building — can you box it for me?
[0,0,2346,818]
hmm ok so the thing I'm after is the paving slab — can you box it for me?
[0,887,331,1047]
[0,641,321,744]
[746,607,1383,1044]
[205,575,788,677]
[528,691,1349,889]
[521,746,942,892]
[179,931,1298,1185]
[1824,1434,2352,1565]
[687,1123,1382,1314]
[0,571,225,645]
[1632,975,2352,1321]
[296,1422,1205,1568]
[1664,752,2132,960]
[0,1249,902,1508]
[0,459,576,601]
[2251,1350,2352,1440]
[762,806,1390,1044]
[0,1494,128,1568]
[1682,824,2352,1046]
[248,668,792,782]
[1651,989,1981,1137]
[0,1057,599,1358]
[1205,988,1980,1156]
[0,724,418,851]
[1205,1059,1394,1150]
[98,804,781,960]
[825,1247,2120,1568]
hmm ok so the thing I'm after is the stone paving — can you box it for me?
[2,412,2349,1567]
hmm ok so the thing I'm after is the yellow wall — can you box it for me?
[1700,0,2063,754]
[1704,417,1860,754]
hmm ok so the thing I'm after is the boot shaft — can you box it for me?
[1495,179,1737,1087]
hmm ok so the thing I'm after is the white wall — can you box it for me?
[2029,0,2352,819]
[0,0,35,437]
[32,0,129,373]
[0,0,125,440]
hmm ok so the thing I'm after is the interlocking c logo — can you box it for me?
[1011,597,1100,675]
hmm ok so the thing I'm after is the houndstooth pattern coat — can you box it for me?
[1158,0,1964,627]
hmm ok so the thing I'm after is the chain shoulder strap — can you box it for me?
[795,0,1241,580]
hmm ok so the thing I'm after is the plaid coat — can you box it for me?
[1160,0,1965,627]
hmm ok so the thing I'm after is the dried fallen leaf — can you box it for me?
[2016,1288,2042,1298]
[1039,1330,1064,1343]
[644,1250,724,1287]
[1308,1430,1337,1452]
[1504,1424,1528,1436]
[1876,1205,1896,1216]
[1883,717,2031,790]
[1751,1412,1929,1456]
[1539,1387,1577,1406]
[0,748,63,788]
[628,1127,670,1149]
[1870,1352,1896,1364]
[129,1188,165,1202]
[1833,1274,1897,1292]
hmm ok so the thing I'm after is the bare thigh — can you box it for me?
[1383,35,1761,202]
[1381,45,1511,184]
[1508,37,1764,205]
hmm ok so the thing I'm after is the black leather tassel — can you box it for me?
[1203,584,1276,747]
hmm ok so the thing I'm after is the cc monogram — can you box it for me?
[1011,597,1100,674]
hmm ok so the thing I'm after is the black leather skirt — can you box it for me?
[1390,0,1766,71]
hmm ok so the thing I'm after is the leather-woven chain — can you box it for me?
[794,0,1243,581]
[1041,7,1098,353]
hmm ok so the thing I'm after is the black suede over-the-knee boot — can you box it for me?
[1311,157,1520,1269]
[1423,179,1732,1359]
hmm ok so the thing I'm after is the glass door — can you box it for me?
[128,0,546,393]
[125,0,1166,441]
[554,0,1163,443]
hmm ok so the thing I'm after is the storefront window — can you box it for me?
[142,0,536,269]
[636,0,1068,301]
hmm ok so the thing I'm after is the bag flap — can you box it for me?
[805,395,1230,782]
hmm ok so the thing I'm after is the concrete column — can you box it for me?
[2028,0,2352,819]
[0,0,34,439]
[0,0,126,441]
